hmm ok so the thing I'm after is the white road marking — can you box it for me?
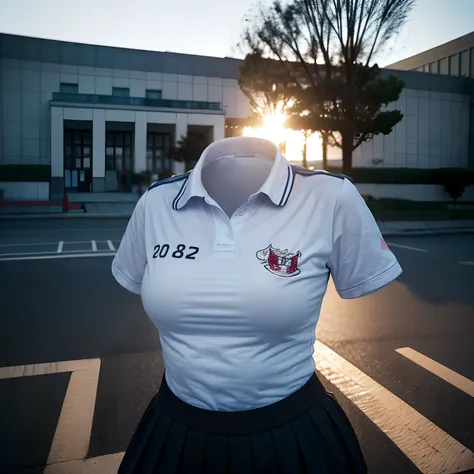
[0,359,101,464]
[44,452,125,474]
[396,347,474,398]
[385,242,428,252]
[57,241,64,253]
[107,240,115,251]
[0,252,116,262]
[314,341,474,474]
[0,241,59,248]
[0,250,64,257]
[91,240,97,252]
[459,261,474,266]
[0,240,117,247]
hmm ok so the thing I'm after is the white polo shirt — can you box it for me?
[112,136,402,411]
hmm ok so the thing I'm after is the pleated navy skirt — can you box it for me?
[119,373,367,474]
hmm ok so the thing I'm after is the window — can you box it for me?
[449,54,459,76]
[112,87,130,97]
[146,89,162,99]
[470,48,474,78]
[428,62,437,74]
[106,132,133,171]
[60,83,78,93]
[460,50,469,77]
[64,130,92,190]
[439,57,448,75]
[147,132,172,175]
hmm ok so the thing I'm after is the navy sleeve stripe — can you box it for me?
[290,165,349,181]
[172,178,189,210]
[148,172,190,192]
[279,165,295,206]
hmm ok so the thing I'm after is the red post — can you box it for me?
[62,192,69,212]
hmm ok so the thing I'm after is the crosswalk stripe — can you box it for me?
[43,452,125,474]
[396,347,474,397]
[314,340,474,474]
[0,359,101,465]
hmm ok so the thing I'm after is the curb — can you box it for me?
[0,213,132,220]
[381,228,474,237]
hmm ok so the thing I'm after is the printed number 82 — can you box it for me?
[153,244,199,259]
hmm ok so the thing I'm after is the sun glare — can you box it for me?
[242,112,323,164]
[243,112,288,145]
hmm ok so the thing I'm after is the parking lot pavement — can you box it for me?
[1,221,473,473]
[0,219,127,261]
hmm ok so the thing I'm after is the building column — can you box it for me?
[92,109,105,192]
[470,103,474,170]
[134,111,147,173]
[212,115,225,141]
[50,106,64,199]
[175,114,187,145]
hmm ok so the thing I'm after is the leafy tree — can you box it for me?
[238,54,299,118]
[239,0,414,174]
[441,170,469,217]
[238,54,324,169]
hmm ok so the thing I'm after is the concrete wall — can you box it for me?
[0,182,49,200]
[356,183,474,202]
[348,88,471,169]
[0,56,249,166]
[1,33,472,175]
[387,31,474,78]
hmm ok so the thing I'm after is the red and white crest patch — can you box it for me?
[256,245,301,277]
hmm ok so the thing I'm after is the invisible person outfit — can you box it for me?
[112,137,402,474]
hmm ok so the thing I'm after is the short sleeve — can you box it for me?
[327,178,402,299]
[111,193,147,295]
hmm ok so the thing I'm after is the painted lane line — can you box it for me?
[314,341,474,474]
[0,249,115,258]
[57,241,64,253]
[459,261,474,266]
[396,347,474,398]
[91,240,97,252]
[0,241,60,248]
[0,359,101,464]
[0,252,116,262]
[385,242,428,252]
[107,240,115,251]
[0,240,113,247]
[0,250,74,257]
[44,452,125,474]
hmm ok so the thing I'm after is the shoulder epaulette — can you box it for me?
[290,165,351,181]
[148,172,190,191]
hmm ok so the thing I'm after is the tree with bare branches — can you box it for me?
[238,0,414,173]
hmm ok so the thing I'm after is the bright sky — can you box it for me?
[0,0,472,66]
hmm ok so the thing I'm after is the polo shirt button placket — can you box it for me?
[211,206,235,252]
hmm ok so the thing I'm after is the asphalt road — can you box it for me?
[0,219,473,474]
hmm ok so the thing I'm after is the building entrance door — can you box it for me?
[64,130,93,192]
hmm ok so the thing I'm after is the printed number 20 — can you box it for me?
[153,244,199,260]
